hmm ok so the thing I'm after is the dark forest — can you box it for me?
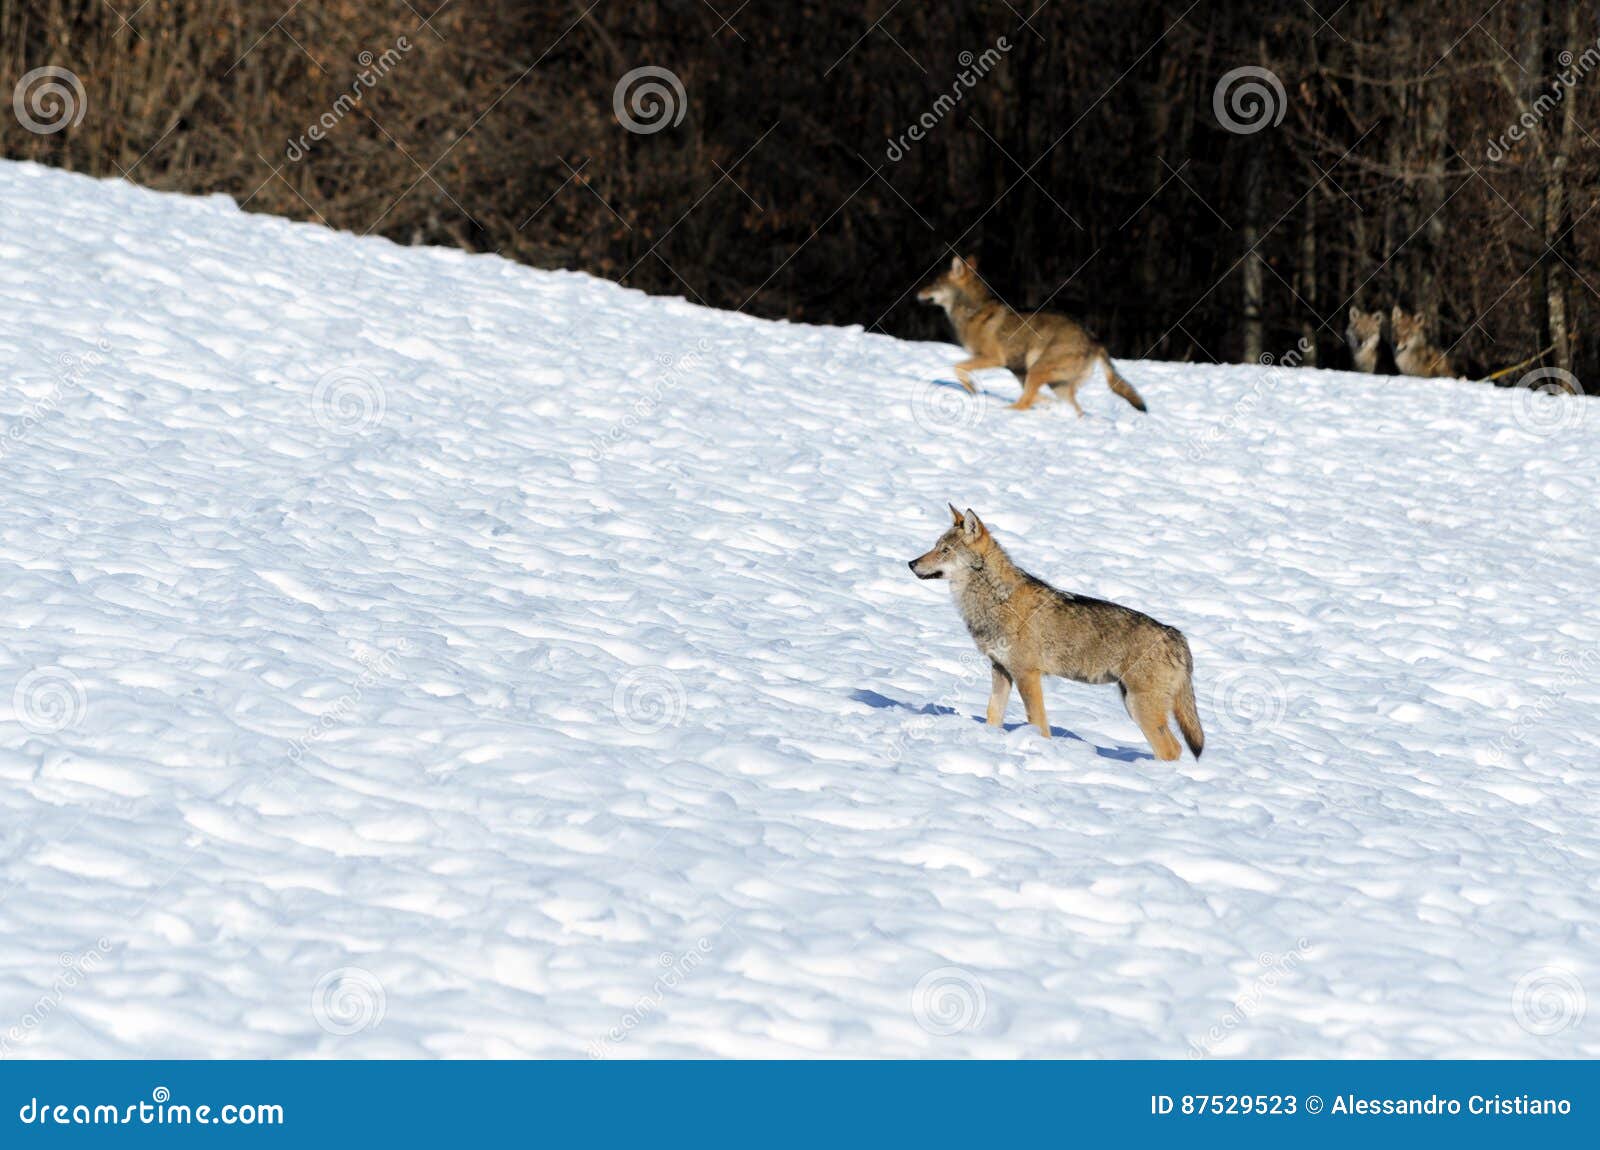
[4,1,1596,383]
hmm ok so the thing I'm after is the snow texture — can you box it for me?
[0,160,1595,1058]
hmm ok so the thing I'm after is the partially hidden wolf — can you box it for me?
[917,255,1148,415]
[1390,306,1456,378]
[1345,306,1385,374]
[908,506,1203,760]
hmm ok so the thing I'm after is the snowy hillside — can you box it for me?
[0,160,1596,1058]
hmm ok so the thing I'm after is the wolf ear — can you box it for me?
[1349,304,1360,322]
[950,254,967,276]
[947,502,964,526]
[962,509,985,540]
[1390,304,1404,323]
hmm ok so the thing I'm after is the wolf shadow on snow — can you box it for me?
[850,688,1153,763]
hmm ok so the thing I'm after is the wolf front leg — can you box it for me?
[1015,668,1050,737]
[952,355,1002,394]
[986,664,1012,725]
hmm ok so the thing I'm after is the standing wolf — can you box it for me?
[917,255,1148,415]
[1345,306,1385,374]
[908,506,1203,760]
[1390,306,1457,378]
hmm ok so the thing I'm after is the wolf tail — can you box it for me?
[1099,348,1147,412]
[1174,670,1204,759]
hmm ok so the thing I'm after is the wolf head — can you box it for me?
[1346,306,1383,352]
[1389,306,1429,351]
[917,254,981,311]
[909,504,992,582]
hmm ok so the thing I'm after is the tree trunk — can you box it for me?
[1299,191,1318,365]
[1241,145,1264,362]
[1544,0,1579,375]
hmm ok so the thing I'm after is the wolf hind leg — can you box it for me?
[1015,358,1086,413]
[1039,356,1095,417]
[1127,689,1181,761]
[1043,375,1086,417]
[1009,368,1053,411]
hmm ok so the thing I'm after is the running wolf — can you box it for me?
[908,506,1203,760]
[917,255,1148,415]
